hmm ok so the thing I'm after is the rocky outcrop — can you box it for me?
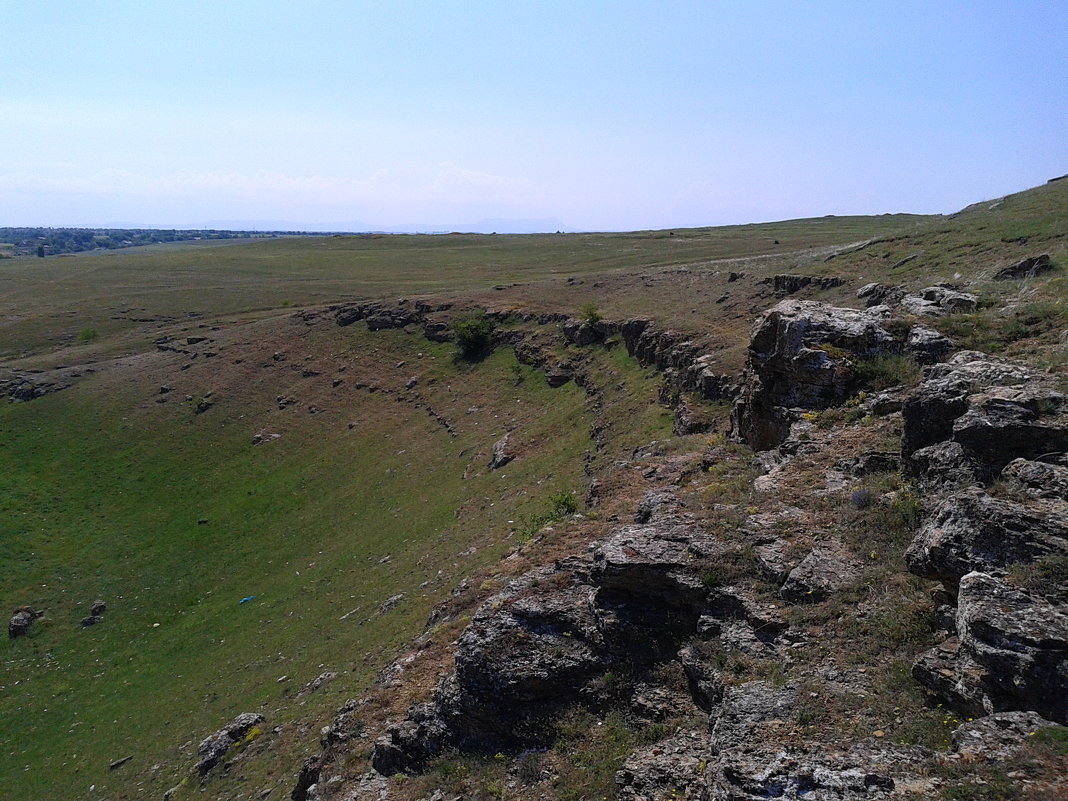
[993,254,1054,280]
[196,712,265,775]
[368,502,783,775]
[904,489,1068,586]
[770,274,845,296]
[901,351,1067,484]
[913,572,1068,724]
[730,300,896,449]
[899,286,978,317]
[621,319,735,404]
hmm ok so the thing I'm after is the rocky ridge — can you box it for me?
[294,298,1068,801]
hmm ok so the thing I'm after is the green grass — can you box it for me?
[0,329,597,801]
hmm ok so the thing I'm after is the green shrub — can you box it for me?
[579,301,603,326]
[451,311,496,360]
[77,328,99,343]
[549,491,578,517]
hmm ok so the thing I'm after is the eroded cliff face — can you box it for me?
[296,300,1068,801]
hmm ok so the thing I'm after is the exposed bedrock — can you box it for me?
[904,489,1068,587]
[913,572,1068,724]
[370,502,785,775]
[901,350,1068,485]
[730,300,899,449]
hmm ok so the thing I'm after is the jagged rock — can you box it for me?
[678,642,725,711]
[779,542,861,602]
[196,712,265,775]
[914,573,1068,723]
[856,282,905,308]
[633,489,683,523]
[707,746,899,801]
[561,318,604,346]
[1002,457,1068,500]
[487,434,515,470]
[371,702,451,775]
[710,681,796,751]
[616,729,709,801]
[80,615,104,627]
[906,325,953,364]
[592,521,728,640]
[908,441,978,492]
[771,274,845,296]
[993,254,1054,280]
[8,607,39,639]
[900,286,978,317]
[90,599,106,616]
[952,387,1068,480]
[385,564,611,761]
[951,711,1064,759]
[905,489,1068,585]
[731,300,896,449]
[291,755,321,801]
[901,351,1067,482]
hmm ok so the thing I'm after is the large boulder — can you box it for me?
[902,351,1068,484]
[904,489,1068,586]
[913,573,1068,724]
[731,300,896,449]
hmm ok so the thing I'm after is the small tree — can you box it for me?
[579,301,603,326]
[452,311,496,360]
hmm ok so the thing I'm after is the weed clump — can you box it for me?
[853,353,922,389]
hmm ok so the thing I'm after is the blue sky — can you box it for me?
[2,1,1066,231]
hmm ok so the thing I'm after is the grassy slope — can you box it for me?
[0,322,616,801]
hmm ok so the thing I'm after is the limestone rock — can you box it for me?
[913,573,1068,724]
[1002,458,1068,501]
[707,747,898,801]
[905,325,953,364]
[902,350,1067,483]
[732,300,896,449]
[616,729,708,801]
[487,434,515,470]
[951,711,1064,759]
[196,712,265,775]
[711,681,797,751]
[905,489,1068,585]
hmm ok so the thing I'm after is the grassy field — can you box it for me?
[0,214,931,363]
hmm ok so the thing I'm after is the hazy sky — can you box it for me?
[2,1,1066,231]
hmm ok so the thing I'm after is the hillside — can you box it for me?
[2,180,1066,801]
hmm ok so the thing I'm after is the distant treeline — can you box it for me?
[0,227,319,257]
